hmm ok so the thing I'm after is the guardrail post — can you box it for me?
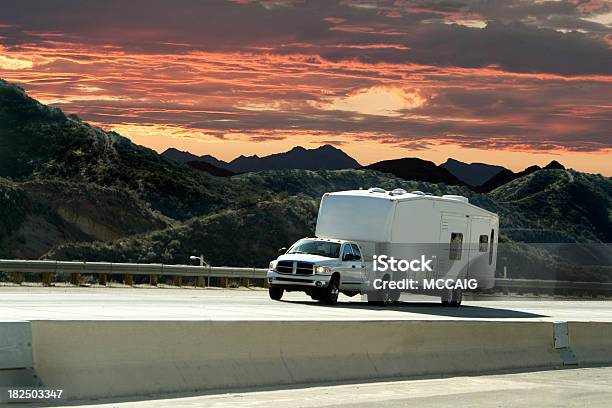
[220,277,228,288]
[42,272,51,286]
[173,275,182,287]
[195,276,204,287]
[124,273,133,286]
[150,274,158,286]
[240,278,250,288]
[70,273,81,286]
[13,272,22,285]
[99,273,107,286]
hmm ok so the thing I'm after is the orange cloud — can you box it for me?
[1,1,611,175]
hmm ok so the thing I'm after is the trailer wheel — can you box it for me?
[441,288,462,307]
[269,287,284,301]
[322,275,340,305]
[368,274,396,306]
[389,274,402,303]
[450,288,463,307]
[441,288,452,307]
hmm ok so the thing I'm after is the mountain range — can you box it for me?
[441,158,506,187]
[162,144,360,173]
[363,158,464,186]
[1,78,610,283]
[477,160,565,192]
[163,146,565,192]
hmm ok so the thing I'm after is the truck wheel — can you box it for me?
[269,287,284,301]
[323,275,339,305]
[310,289,324,301]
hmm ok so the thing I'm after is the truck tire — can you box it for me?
[322,275,339,305]
[269,287,284,301]
[310,289,324,301]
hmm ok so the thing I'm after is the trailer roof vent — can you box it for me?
[368,187,386,193]
[411,190,426,196]
[442,194,469,203]
[390,188,408,196]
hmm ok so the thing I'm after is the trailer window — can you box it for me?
[350,244,362,261]
[449,233,463,260]
[479,235,489,252]
[489,229,495,265]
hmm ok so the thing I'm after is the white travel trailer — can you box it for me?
[267,188,498,306]
[317,188,498,302]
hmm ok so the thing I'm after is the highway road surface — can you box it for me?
[50,367,612,408]
[1,285,611,322]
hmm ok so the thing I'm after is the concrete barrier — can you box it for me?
[30,320,564,400]
[0,321,41,396]
[568,322,612,365]
[0,321,32,370]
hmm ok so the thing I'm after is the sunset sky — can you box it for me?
[0,0,611,174]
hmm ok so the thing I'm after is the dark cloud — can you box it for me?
[406,21,611,75]
[1,0,610,75]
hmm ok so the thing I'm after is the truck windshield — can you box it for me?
[288,240,341,258]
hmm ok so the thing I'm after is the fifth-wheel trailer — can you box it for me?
[267,188,498,306]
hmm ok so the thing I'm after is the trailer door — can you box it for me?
[439,213,469,280]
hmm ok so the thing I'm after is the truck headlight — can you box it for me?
[315,266,332,274]
[269,261,276,270]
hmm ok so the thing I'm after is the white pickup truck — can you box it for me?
[267,238,365,305]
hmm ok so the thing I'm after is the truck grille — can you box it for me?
[296,262,314,275]
[276,261,294,274]
[275,261,314,275]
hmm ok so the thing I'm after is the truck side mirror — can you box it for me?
[278,247,287,255]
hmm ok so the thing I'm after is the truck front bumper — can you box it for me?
[267,270,331,290]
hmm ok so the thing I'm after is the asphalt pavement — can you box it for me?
[1,285,611,322]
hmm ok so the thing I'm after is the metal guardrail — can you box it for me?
[493,278,612,297]
[0,259,267,287]
[0,259,267,278]
[0,259,611,296]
